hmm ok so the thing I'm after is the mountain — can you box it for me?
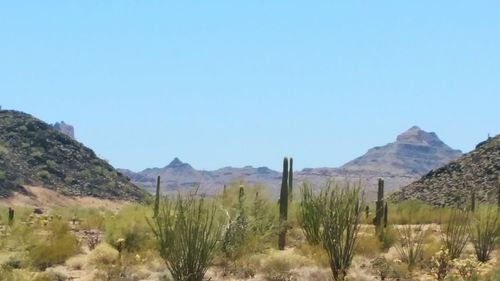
[392,135,500,206]
[341,126,462,175]
[119,158,282,195]
[0,110,148,202]
[121,127,462,198]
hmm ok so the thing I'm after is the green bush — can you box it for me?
[28,219,80,269]
[105,204,154,253]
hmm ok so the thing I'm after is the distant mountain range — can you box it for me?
[393,134,499,206]
[0,110,148,202]
[120,126,463,198]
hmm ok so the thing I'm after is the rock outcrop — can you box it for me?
[53,121,75,139]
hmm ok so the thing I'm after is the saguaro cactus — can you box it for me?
[497,177,500,211]
[288,158,293,202]
[278,157,289,250]
[153,176,161,218]
[8,207,14,226]
[471,191,476,213]
[383,202,388,228]
[373,178,384,227]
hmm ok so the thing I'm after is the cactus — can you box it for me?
[288,157,293,202]
[238,184,245,215]
[8,207,14,226]
[383,202,388,228]
[497,177,500,211]
[154,176,161,218]
[373,178,384,227]
[471,191,476,213]
[365,205,369,219]
[278,157,289,250]
[223,184,227,199]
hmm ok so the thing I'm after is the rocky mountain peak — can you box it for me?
[341,126,462,176]
[396,126,442,146]
[165,157,192,169]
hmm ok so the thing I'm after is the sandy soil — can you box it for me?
[0,186,127,211]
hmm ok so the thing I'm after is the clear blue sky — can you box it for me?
[1,1,499,171]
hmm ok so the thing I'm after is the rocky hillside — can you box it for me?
[121,127,461,198]
[393,135,500,206]
[0,110,148,202]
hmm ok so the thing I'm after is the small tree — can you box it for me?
[148,193,222,281]
[321,184,362,281]
[470,206,500,262]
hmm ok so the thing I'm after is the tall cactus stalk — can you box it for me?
[153,176,161,218]
[497,177,500,211]
[373,178,384,227]
[288,158,293,202]
[278,157,289,250]
[471,191,476,213]
[8,207,14,226]
[383,202,388,228]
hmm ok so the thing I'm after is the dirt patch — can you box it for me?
[0,186,128,211]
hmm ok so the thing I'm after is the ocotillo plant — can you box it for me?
[278,157,289,250]
[373,178,384,227]
[153,176,161,218]
[8,207,14,226]
[288,157,293,202]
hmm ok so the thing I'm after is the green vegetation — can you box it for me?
[0,173,499,280]
[470,206,500,262]
[148,193,222,281]
[298,183,323,245]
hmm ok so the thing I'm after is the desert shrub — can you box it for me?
[65,255,87,270]
[260,249,311,277]
[469,206,500,262]
[321,184,362,281]
[87,243,119,267]
[377,226,397,251]
[45,267,69,281]
[105,204,154,253]
[298,183,324,245]
[429,247,453,281]
[394,225,425,272]
[149,193,223,281]
[442,208,470,259]
[391,200,452,225]
[28,219,80,269]
[222,185,247,259]
[219,183,278,259]
[355,233,381,257]
[294,243,329,268]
